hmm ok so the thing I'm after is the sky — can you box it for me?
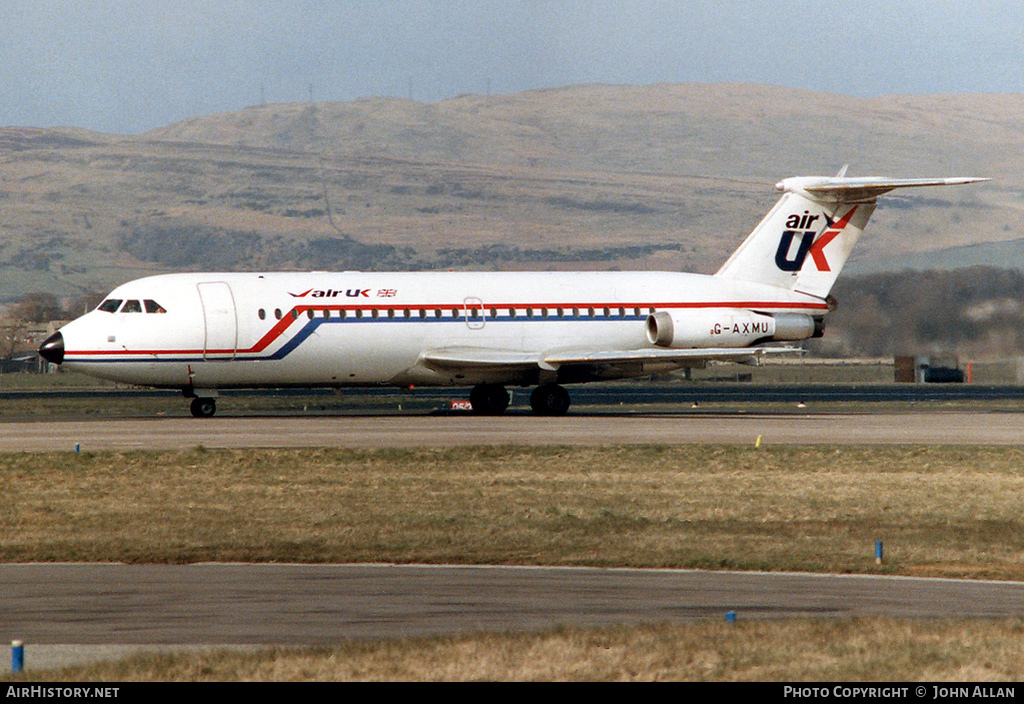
[1,0,1023,135]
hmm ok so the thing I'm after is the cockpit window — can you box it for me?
[121,300,143,313]
[98,299,122,313]
[144,300,167,313]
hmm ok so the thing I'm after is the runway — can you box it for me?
[4,563,1023,669]
[2,410,1024,452]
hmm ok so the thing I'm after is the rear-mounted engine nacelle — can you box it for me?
[645,310,818,348]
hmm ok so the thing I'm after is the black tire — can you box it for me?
[469,384,510,415]
[190,397,217,418]
[530,384,570,416]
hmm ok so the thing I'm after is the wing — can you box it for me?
[421,345,798,373]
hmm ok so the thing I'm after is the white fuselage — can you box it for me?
[54,270,826,390]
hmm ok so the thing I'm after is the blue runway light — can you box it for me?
[12,640,23,673]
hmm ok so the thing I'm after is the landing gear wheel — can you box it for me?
[190,397,217,418]
[469,384,510,415]
[530,383,571,416]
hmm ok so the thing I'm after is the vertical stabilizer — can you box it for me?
[715,172,988,300]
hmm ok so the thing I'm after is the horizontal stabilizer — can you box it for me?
[778,175,990,203]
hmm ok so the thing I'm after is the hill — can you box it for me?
[0,83,1020,301]
[814,266,1024,359]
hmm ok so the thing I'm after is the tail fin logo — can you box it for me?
[774,206,857,273]
[774,231,814,271]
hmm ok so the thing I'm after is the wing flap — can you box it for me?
[542,346,796,367]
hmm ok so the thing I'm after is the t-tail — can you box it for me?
[715,167,989,299]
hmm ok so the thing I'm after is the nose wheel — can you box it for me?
[190,397,217,418]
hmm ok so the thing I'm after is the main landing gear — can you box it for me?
[468,383,571,416]
[529,383,571,416]
[189,396,217,418]
[468,383,510,415]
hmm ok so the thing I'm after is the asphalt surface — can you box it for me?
[1,411,1024,452]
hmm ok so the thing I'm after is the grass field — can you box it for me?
[3,444,1023,576]
[8,619,1024,682]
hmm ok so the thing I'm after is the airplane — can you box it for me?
[38,170,987,418]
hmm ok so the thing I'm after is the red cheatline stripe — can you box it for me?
[67,299,828,358]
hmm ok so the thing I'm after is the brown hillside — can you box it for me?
[0,83,1018,300]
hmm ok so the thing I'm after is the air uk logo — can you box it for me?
[774,206,858,272]
[288,287,386,298]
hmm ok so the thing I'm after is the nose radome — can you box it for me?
[39,332,64,365]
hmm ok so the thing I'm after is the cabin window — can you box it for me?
[274,309,282,320]
[291,309,299,320]
[258,308,266,320]
[588,307,595,318]
[403,309,411,319]
[355,309,363,319]
[419,308,426,319]
[387,309,395,319]
[121,300,143,313]
[634,307,641,317]
[526,307,534,318]
[98,299,122,313]
[144,300,167,314]
[572,307,580,318]
[434,308,442,318]
[307,310,314,320]
[324,309,331,319]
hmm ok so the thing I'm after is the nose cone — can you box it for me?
[39,332,65,365]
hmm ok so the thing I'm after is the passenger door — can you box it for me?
[197,282,238,360]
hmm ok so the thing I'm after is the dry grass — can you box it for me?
[13,619,1024,682]
[1,445,1024,578]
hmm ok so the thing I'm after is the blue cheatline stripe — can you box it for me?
[67,311,651,364]
[251,311,649,360]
